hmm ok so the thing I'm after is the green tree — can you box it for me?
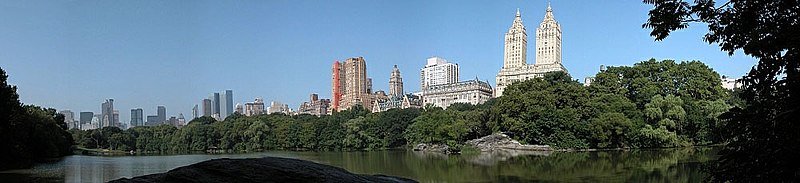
[491,71,590,148]
[644,0,800,181]
[589,112,633,148]
[0,67,73,170]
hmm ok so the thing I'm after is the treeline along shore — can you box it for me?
[68,59,740,154]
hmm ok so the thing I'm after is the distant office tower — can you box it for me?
[113,110,120,128]
[389,65,404,96]
[101,99,114,128]
[146,115,159,126]
[420,57,459,89]
[59,110,76,129]
[192,104,199,120]
[331,57,373,112]
[80,112,93,128]
[157,106,166,123]
[244,98,265,116]
[177,113,185,127]
[224,90,233,118]
[220,92,228,119]
[131,108,143,127]
[212,92,221,116]
[202,99,212,117]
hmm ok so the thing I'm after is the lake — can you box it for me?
[0,147,718,182]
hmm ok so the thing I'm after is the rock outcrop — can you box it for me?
[110,157,417,183]
[466,133,552,152]
[412,143,452,154]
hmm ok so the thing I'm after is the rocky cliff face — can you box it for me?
[110,157,417,183]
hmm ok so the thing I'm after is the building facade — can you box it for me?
[331,57,373,112]
[244,97,266,116]
[267,101,293,115]
[372,94,422,112]
[495,4,567,97]
[420,57,459,89]
[297,94,331,116]
[721,75,743,90]
[422,78,493,109]
[146,115,159,126]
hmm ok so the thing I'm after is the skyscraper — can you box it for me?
[113,110,120,128]
[495,4,567,97]
[212,92,221,116]
[131,108,143,127]
[202,98,212,117]
[389,65,404,96]
[331,60,344,112]
[157,105,166,123]
[223,90,233,119]
[192,104,199,120]
[79,112,93,127]
[59,110,75,129]
[331,57,372,112]
[101,99,114,128]
[535,4,562,66]
[420,56,460,89]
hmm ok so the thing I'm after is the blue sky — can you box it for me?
[1,0,756,124]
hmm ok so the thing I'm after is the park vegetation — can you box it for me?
[69,59,737,154]
[0,67,74,170]
[643,0,798,181]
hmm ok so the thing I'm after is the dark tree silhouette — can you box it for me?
[643,0,799,182]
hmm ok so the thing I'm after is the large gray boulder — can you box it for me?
[110,157,417,183]
[466,133,552,152]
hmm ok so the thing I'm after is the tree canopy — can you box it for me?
[0,67,73,170]
[643,0,799,181]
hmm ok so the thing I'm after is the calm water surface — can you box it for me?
[0,147,718,182]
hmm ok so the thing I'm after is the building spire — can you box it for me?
[516,8,520,17]
[544,2,554,21]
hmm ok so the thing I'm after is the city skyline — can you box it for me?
[1,1,757,123]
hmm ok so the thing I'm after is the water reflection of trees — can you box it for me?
[398,147,717,182]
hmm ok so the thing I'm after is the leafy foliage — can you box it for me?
[644,0,800,181]
[0,67,73,170]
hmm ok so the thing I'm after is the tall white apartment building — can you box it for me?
[420,56,459,89]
